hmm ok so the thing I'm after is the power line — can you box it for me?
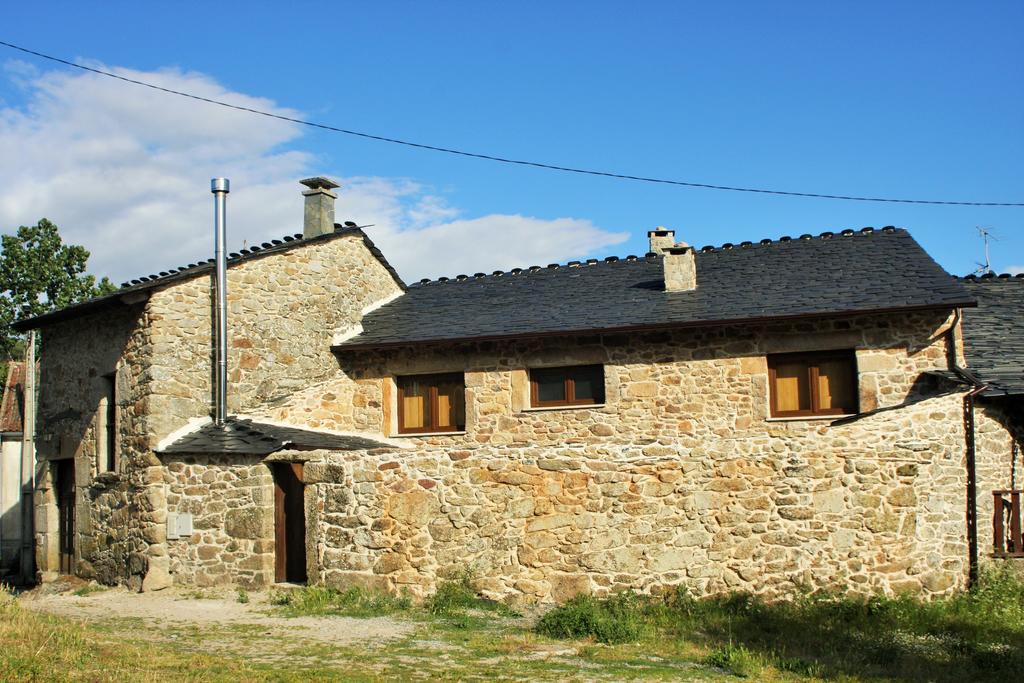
[2,38,1022,208]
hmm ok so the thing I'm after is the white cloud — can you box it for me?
[0,61,626,284]
[1007,265,1024,276]
[336,177,626,280]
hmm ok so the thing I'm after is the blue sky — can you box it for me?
[1,2,1021,281]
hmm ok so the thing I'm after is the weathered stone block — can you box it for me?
[526,514,573,533]
[778,507,814,520]
[812,488,845,514]
[627,382,658,398]
[388,490,438,527]
[225,508,270,539]
[675,529,711,547]
[324,571,393,594]
[896,463,919,477]
[373,552,408,574]
[649,548,691,572]
[549,573,591,602]
[866,511,900,533]
[887,486,917,508]
[581,546,643,572]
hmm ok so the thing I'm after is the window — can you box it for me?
[529,365,605,408]
[397,373,465,434]
[768,351,858,418]
[97,374,117,472]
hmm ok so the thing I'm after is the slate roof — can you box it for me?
[0,362,25,433]
[958,274,1024,396]
[336,227,975,350]
[159,417,393,455]
[12,224,405,332]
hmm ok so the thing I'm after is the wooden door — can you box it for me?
[55,459,75,575]
[272,462,307,584]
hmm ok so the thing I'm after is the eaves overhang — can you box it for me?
[333,301,976,353]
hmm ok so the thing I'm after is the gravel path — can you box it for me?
[21,580,415,658]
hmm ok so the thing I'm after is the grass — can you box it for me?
[422,573,521,630]
[2,580,696,681]
[71,583,107,597]
[0,588,267,681]
[704,643,763,678]
[536,564,1024,681]
[6,567,1023,681]
[269,570,518,626]
[269,585,413,618]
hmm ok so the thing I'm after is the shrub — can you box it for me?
[705,643,762,678]
[268,590,291,606]
[962,563,1024,631]
[426,579,481,616]
[425,570,517,618]
[536,593,644,644]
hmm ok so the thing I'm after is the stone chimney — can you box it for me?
[663,244,697,292]
[647,227,675,253]
[300,177,340,238]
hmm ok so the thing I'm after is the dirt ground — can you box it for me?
[20,579,417,668]
[12,579,701,681]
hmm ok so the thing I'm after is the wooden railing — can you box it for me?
[993,490,1023,557]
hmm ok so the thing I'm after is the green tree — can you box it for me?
[0,218,117,360]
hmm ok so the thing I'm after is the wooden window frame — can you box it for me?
[767,351,858,418]
[396,372,466,434]
[529,364,605,408]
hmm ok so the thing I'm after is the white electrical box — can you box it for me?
[166,512,194,540]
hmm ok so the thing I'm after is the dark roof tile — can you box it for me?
[337,228,974,350]
[958,277,1024,396]
[159,417,392,455]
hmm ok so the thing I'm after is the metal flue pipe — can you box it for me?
[211,178,230,426]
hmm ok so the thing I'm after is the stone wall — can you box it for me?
[33,302,154,586]
[32,230,402,588]
[243,310,1019,602]
[163,455,275,588]
[266,311,958,444]
[302,408,966,606]
[145,232,403,444]
[975,399,1024,558]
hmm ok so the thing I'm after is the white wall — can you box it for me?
[0,433,29,580]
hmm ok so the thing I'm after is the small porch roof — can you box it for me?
[158,417,393,455]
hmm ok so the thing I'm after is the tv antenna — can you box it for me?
[972,226,998,276]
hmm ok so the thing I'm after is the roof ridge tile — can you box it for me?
[958,273,1024,281]
[406,225,909,288]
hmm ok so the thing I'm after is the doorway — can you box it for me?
[271,462,307,584]
[54,459,75,575]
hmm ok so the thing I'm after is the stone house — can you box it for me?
[949,274,1024,563]
[13,178,1024,602]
